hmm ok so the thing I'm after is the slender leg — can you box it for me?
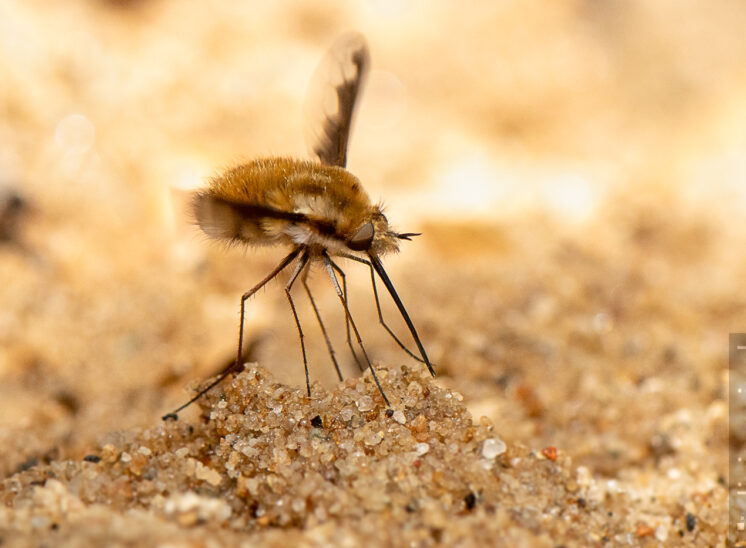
[323,252,390,406]
[285,251,311,396]
[328,260,364,372]
[302,271,344,382]
[162,247,302,421]
[338,264,359,370]
[333,253,425,364]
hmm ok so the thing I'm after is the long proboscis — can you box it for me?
[368,254,435,377]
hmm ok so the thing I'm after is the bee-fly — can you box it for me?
[163,33,434,420]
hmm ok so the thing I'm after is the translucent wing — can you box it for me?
[304,32,369,168]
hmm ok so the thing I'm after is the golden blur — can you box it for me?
[0,1,742,544]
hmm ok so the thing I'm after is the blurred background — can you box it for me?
[0,0,742,504]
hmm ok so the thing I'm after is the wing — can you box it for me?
[304,32,369,168]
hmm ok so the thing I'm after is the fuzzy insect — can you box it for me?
[163,33,433,420]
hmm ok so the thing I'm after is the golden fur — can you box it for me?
[194,157,400,256]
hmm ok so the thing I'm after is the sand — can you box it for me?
[0,1,741,546]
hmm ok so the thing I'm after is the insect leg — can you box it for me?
[162,247,302,421]
[323,252,390,406]
[338,264,357,369]
[302,271,344,382]
[335,252,427,364]
[285,250,312,397]
[328,260,364,372]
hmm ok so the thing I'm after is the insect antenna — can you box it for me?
[324,253,390,406]
[368,254,435,377]
[162,247,302,421]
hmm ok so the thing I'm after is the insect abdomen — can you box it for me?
[192,194,279,244]
[195,158,373,247]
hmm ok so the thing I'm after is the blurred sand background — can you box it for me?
[0,0,744,545]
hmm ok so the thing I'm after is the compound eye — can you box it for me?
[348,221,374,251]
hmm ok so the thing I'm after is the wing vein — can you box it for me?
[306,33,370,168]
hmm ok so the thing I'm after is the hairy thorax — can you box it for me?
[193,158,400,256]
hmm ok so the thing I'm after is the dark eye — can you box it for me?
[348,221,374,251]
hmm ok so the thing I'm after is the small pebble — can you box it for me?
[464,492,476,510]
[481,438,506,459]
[686,512,696,532]
[364,431,384,446]
[414,442,430,456]
[541,446,557,461]
[392,410,406,424]
[356,395,374,412]
[340,407,354,421]
[30,515,51,529]
[195,463,222,486]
